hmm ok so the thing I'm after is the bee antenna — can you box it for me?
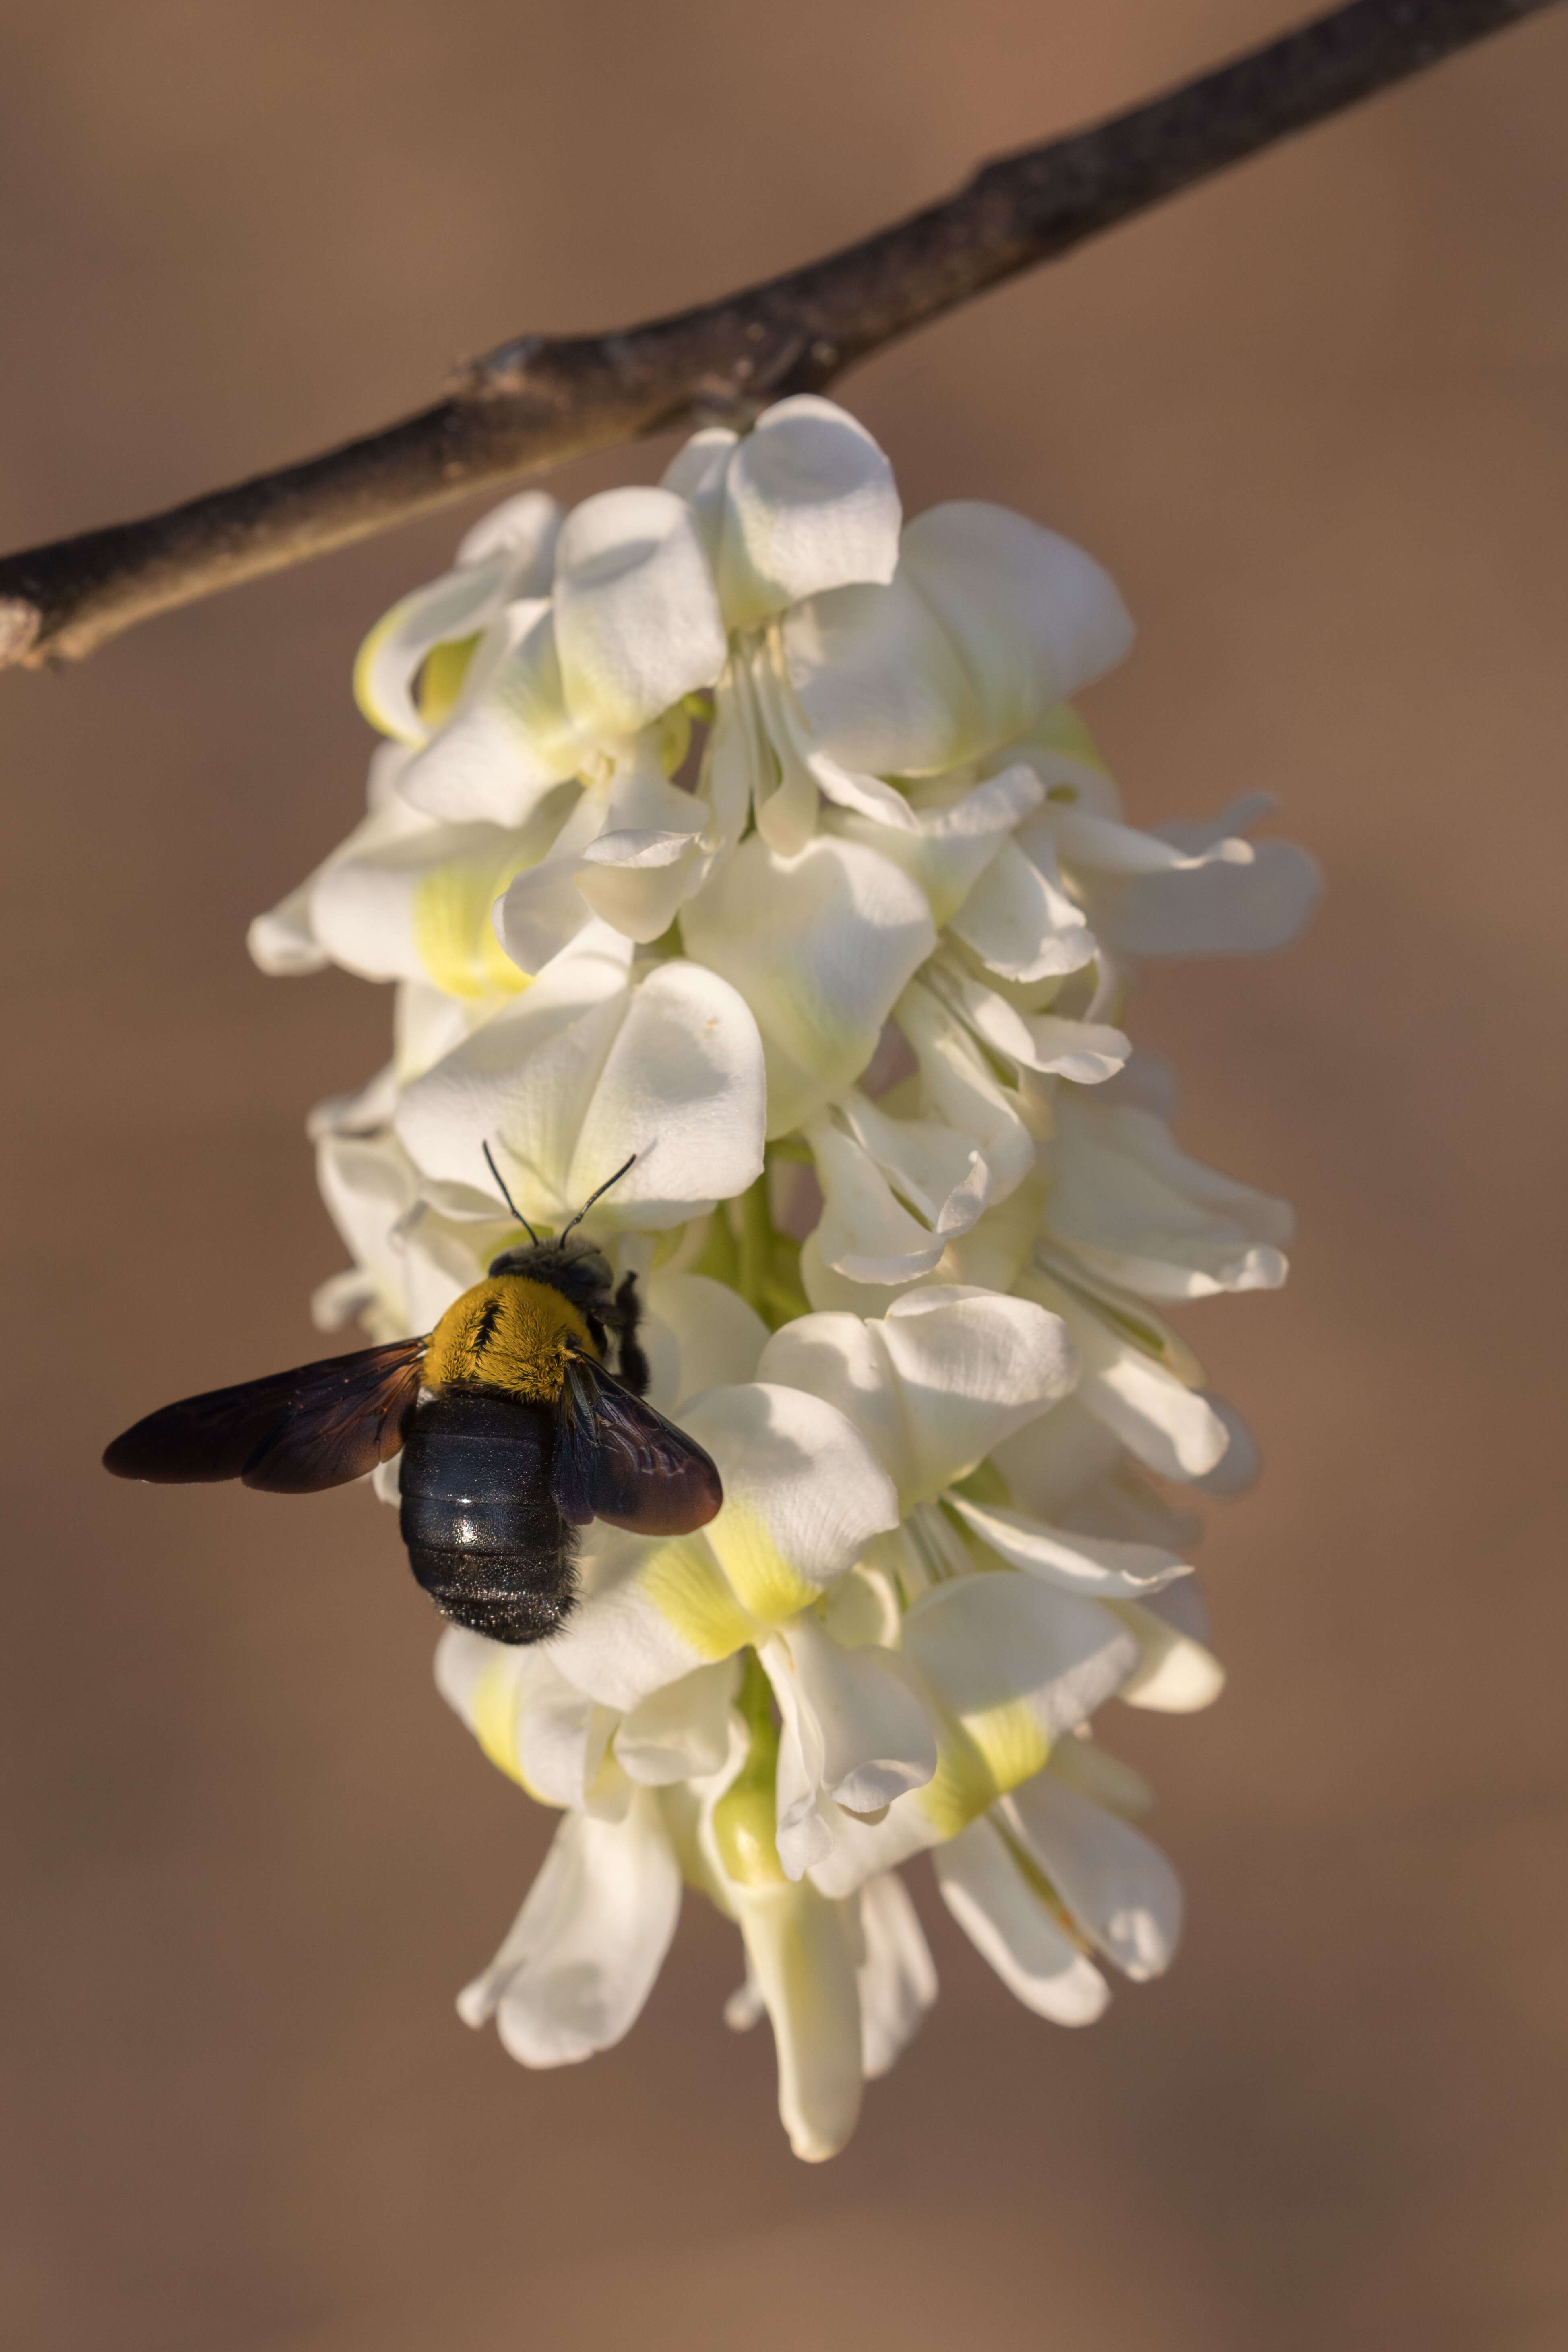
[483,1141,539,1244]
[558,1152,638,1240]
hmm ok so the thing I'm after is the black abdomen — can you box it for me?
[398,1390,576,1644]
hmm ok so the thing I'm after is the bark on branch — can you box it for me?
[0,0,1556,670]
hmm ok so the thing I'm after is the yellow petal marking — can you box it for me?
[411,849,535,1000]
[472,1654,524,1787]
[642,1536,758,1661]
[704,1496,821,1625]
[915,1700,1049,1837]
[711,1651,787,1888]
[417,635,479,731]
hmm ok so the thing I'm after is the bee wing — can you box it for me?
[103,1338,427,1495]
[553,1354,723,1536]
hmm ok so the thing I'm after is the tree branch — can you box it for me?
[0,0,1556,670]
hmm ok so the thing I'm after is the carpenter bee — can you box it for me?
[103,1152,721,1643]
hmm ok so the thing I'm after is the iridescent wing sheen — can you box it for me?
[103,1338,427,1495]
[552,1353,723,1536]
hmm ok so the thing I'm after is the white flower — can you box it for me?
[247,390,1311,2161]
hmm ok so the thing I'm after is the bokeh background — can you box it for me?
[1,2,1565,2346]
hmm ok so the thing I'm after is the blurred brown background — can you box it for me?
[1,2,1564,2346]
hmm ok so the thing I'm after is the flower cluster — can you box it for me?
[253,396,1316,2160]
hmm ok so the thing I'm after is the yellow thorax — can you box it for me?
[423,1277,599,1402]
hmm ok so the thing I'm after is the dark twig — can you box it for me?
[0,0,1556,670]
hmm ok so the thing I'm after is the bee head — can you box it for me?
[481,1145,634,1296]
[486,1234,614,1296]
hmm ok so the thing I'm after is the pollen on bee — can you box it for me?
[423,1277,598,1400]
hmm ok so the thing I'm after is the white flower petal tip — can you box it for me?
[458,1789,682,2065]
[392,951,765,1232]
[688,1383,902,1616]
[806,1100,989,1287]
[734,1879,864,2162]
[1114,1601,1227,1713]
[946,1494,1191,1600]
[904,1574,1140,1751]
[353,493,561,746]
[553,486,728,737]
[716,396,901,628]
[760,1288,1075,1509]
[764,1621,938,1881]
[1046,1101,1293,1302]
[785,502,1132,779]
[1003,1775,1183,1981]
[682,834,936,1137]
[935,1819,1110,2025]
[1190,1394,1263,1497]
[857,1872,938,2079]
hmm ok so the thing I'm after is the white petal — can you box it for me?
[642,1272,770,1412]
[1096,838,1322,957]
[844,1092,990,1234]
[394,946,765,1233]
[312,795,572,992]
[948,839,1095,983]
[934,1817,1110,2024]
[783,503,1131,776]
[830,762,1042,928]
[857,1871,938,2078]
[905,1573,1138,1750]
[807,1117,953,1286]
[682,833,935,1137]
[454,488,564,578]
[459,1787,681,2064]
[1003,1773,1182,1980]
[946,1493,1190,1599]
[353,550,514,746]
[897,502,1134,749]
[783,566,975,778]
[760,1287,1073,1510]
[1112,1601,1227,1712]
[393,928,632,1224]
[1020,1271,1229,1482]
[896,980,1039,1201]
[250,744,433,976]
[563,959,766,1224]
[723,1960,766,2034]
[700,660,771,850]
[732,1880,863,2160]
[716,395,900,628]
[764,1635,839,1880]
[684,1382,901,1618]
[553,486,727,738]
[928,961,1128,1082]
[774,1618,937,1815]
[398,599,586,825]
[1046,1732,1155,1821]
[574,767,709,941]
[432,1627,615,1809]
[492,849,597,976]
[660,425,738,562]
[1191,1393,1262,1497]
[806,1102,987,1287]
[1047,1100,1293,1301]
[614,1658,740,1784]
[546,1552,747,1713]
[1047,805,1253,877]
[249,875,330,974]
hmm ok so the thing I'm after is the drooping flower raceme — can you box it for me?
[253,395,1316,2160]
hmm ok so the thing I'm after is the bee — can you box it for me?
[103,1151,721,1643]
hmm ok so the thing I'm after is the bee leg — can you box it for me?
[584,1310,609,1362]
[612,1272,650,1396]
